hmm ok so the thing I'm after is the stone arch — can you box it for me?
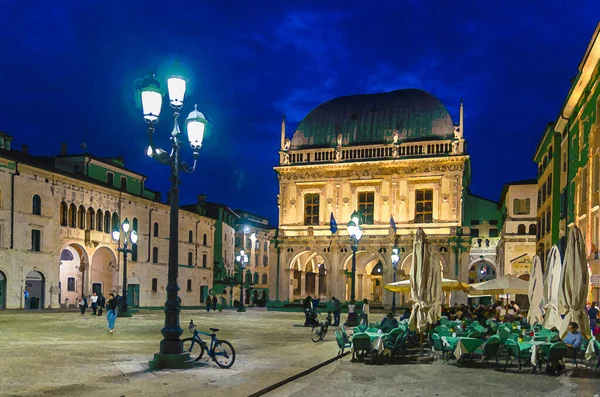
[59,243,90,306]
[90,246,118,296]
[24,270,45,309]
[467,258,497,283]
[0,268,7,309]
[341,250,387,303]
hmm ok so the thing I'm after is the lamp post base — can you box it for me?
[237,306,246,312]
[148,352,196,370]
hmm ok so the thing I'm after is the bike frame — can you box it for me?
[191,329,219,358]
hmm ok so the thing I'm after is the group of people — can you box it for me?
[442,299,525,325]
[77,292,119,333]
[205,295,219,312]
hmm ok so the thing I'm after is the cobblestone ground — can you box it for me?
[0,309,599,397]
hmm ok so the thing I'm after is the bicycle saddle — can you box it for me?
[210,327,219,332]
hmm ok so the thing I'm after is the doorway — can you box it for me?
[0,271,6,309]
[25,271,44,309]
[92,283,102,296]
[127,284,140,308]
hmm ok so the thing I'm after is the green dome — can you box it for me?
[290,89,455,149]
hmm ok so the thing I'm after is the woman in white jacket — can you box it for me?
[362,298,370,325]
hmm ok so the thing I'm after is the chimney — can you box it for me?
[61,142,67,156]
[22,144,28,154]
[197,194,207,206]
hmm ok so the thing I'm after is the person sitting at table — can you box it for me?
[380,313,399,333]
[563,322,584,353]
[401,308,411,321]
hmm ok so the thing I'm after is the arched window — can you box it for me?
[246,237,251,250]
[203,233,207,246]
[153,222,159,237]
[255,254,259,266]
[132,218,139,261]
[188,230,193,243]
[529,224,537,235]
[111,212,119,231]
[517,224,526,235]
[263,255,268,267]
[96,210,103,232]
[132,217,138,232]
[262,274,268,284]
[253,272,259,285]
[86,208,95,230]
[60,201,67,226]
[263,242,268,251]
[32,195,41,215]
[245,270,252,284]
[202,254,207,268]
[78,205,86,229]
[68,204,76,228]
[188,252,193,266]
[104,211,111,233]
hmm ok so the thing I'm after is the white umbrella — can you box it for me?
[427,246,443,325]
[559,226,590,339]
[542,245,562,330]
[527,255,544,325]
[408,228,431,333]
[468,275,529,296]
[384,277,469,292]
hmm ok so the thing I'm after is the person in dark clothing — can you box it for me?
[380,313,399,333]
[106,293,118,333]
[97,294,106,316]
[212,295,218,311]
[206,295,211,312]
[401,308,411,321]
[332,297,341,326]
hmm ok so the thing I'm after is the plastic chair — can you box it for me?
[351,333,371,362]
[481,335,501,367]
[335,330,352,356]
[503,339,531,371]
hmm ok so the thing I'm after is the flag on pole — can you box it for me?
[390,215,397,234]
[330,212,338,234]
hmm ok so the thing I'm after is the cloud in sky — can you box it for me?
[0,0,598,224]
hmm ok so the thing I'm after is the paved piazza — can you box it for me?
[0,310,599,397]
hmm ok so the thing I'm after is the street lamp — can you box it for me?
[112,218,138,317]
[236,250,249,312]
[141,63,208,370]
[347,210,363,304]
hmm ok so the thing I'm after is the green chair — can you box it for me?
[383,327,405,358]
[498,326,511,342]
[335,330,352,356]
[503,339,531,371]
[481,335,501,367]
[540,342,568,376]
[351,333,371,362]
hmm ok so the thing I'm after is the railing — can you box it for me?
[286,139,454,165]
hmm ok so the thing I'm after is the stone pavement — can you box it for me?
[0,309,599,397]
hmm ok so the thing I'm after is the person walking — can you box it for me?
[331,297,341,326]
[78,296,87,315]
[212,295,218,311]
[106,293,118,333]
[361,298,370,325]
[589,302,599,330]
[90,292,99,315]
[97,294,105,316]
[206,296,211,312]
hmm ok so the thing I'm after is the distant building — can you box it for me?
[0,135,232,310]
[496,180,538,280]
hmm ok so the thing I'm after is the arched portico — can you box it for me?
[90,246,118,296]
[342,250,387,303]
[25,270,45,309]
[59,243,90,306]
[288,251,329,301]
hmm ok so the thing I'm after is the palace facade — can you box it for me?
[273,89,473,306]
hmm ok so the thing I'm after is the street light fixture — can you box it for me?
[347,210,363,304]
[236,250,249,312]
[141,62,208,370]
[112,218,138,317]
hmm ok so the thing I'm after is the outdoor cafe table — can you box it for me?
[442,336,485,359]
[365,330,389,353]
[517,340,551,366]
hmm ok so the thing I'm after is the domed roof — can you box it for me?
[290,89,455,150]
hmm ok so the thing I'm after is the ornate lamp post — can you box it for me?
[141,64,208,369]
[112,218,138,317]
[390,246,405,314]
[347,210,363,303]
[236,249,249,312]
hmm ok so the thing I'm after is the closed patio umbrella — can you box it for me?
[559,226,590,339]
[427,247,443,325]
[527,255,544,325]
[542,245,562,330]
[408,228,431,333]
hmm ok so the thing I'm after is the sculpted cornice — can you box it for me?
[276,157,467,181]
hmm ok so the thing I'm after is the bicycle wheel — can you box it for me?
[311,326,322,342]
[211,340,236,369]
[182,337,205,361]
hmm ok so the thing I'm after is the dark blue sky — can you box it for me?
[0,1,598,225]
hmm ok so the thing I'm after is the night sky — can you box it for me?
[0,1,598,225]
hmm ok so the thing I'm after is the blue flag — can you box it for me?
[390,215,397,233]
[330,212,338,234]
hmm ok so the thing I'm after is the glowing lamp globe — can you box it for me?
[140,74,162,123]
[167,77,186,107]
[185,104,207,150]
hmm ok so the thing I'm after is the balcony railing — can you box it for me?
[286,139,455,165]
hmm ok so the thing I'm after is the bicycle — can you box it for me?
[182,320,236,369]
[311,312,333,342]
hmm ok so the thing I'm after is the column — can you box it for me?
[300,272,306,297]
[314,272,320,298]
[358,274,363,300]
